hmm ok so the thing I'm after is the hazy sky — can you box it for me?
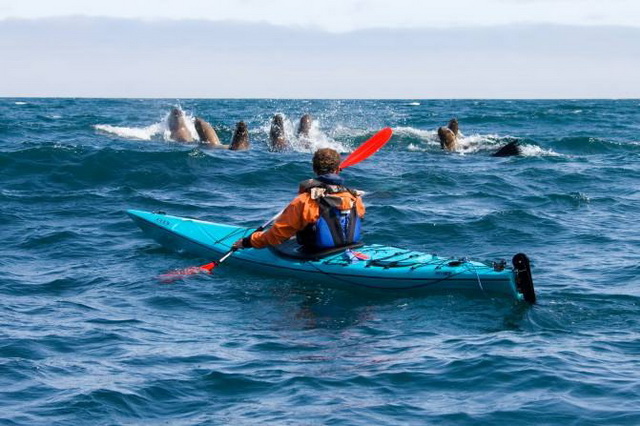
[3,0,640,31]
[1,1,639,98]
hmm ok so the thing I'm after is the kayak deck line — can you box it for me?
[127,209,536,302]
[128,211,511,283]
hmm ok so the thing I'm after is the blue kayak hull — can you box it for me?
[127,209,534,302]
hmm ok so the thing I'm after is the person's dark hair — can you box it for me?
[312,148,341,175]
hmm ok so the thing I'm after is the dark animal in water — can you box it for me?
[492,140,521,157]
[229,121,250,151]
[194,117,223,146]
[437,118,459,151]
[269,114,288,151]
[167,108,194,142]
[438,118,522,156]
[297,114,312,138]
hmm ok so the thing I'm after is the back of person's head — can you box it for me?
[313,148,341,175]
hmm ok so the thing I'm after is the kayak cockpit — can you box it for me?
[269,238,364,261]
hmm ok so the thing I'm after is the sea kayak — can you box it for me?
[127,209,536,303]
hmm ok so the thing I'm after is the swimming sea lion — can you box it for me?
[167,108,194,142]
[297,114,312,138]
[437,118,459,151]
[296,114,313,149]
[269,114,288,151]
[492,140,522,157]
[229,121,250,151]
[438,117,522,156]
[194,117,222,146]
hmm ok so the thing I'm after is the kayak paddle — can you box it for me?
[339,127,392,170]
[157,210,283,283]
[158,126,393,282]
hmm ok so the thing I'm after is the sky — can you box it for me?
[3,0,640,32]
[1,0,639,98]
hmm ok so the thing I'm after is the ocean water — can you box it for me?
[1,98,639,424]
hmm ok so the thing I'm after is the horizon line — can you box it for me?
[2,96,639,101]
[3,15,640,32]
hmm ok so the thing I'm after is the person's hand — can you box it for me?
[232,239,244,250]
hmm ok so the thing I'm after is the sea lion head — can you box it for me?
[170,107,183,120]
[194,117,221,145]
[269,114,288,151]
[273,114,284,128]
[230,121,250,150]
[236,120,248,135]
[194,117,205,134]
[166,107,194,142]
[168,107,185,129]
[447,118,459,135]
[297,113,313,139]
[299,114,312,129]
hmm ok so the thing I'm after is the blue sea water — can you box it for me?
[1,98,639,424]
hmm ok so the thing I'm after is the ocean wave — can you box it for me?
[2,98,640,425]
[95,107,200,142]
[88,111,581,158]
[554,136,640,153]
[397,125,559,157]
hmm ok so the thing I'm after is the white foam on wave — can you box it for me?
[394,126,438,140]
[407,102,421,106]
[95,122,164,140]
[454,133,497,154]
[384,126,490,153]
[329,124,363,140]
[407,143,425,151]
[95,107,199,142]
[399,126,562,157]
[459,134,562,157]
[14,101,27,105]
[518,144,560,157]
[396,126,441,151]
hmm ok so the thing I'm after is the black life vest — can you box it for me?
[296,179,363,251]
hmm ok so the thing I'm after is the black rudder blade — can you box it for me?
[513,253,536,304]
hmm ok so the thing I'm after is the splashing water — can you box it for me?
[262,113,350,153]
[95,107,199,142]
[92,104,563,158]
[95,122,165,140]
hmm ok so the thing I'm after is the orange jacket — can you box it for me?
[249,190,365,249]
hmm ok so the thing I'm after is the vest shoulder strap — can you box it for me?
[298,178,361,199]
[298,179,321,193]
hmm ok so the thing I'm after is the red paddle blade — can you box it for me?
[157,262,217,283]
[200,262,217,272]
[339,127,393,170]
[352,251,370,260]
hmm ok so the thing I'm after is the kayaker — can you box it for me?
[232,148,365,252]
